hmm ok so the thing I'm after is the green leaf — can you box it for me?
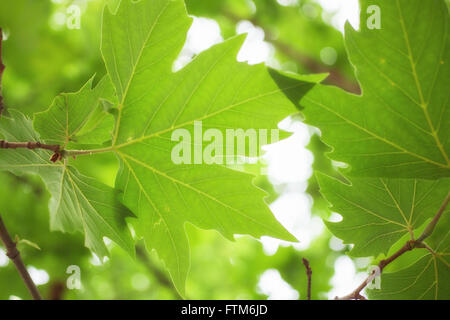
[301,0,450,179]
[45,165,134,258]
[367,198,450,300]
[100,0,317,293]
[0,110,58,173]
[317,173,450,257]
[33,75,116,147]
[0,111,134,258]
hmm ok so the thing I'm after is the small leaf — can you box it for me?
[15,236,41,251]
[317,173,450,257]
[33,75,116,147]
[0,111,134,258]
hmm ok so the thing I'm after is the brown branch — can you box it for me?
[0,140,62,162]
[0,140,116,162]
[0,213,42,300]
[221,11,361,94]
[302,258,312,300]
[0,30,68,163]
[48,281,65,300]
[0,28,5,118]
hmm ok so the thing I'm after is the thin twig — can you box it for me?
[0,213,42,300]
[0,140,62,162]
[0,28,5,118]
[302,258,312,300]
[48,281,65,300]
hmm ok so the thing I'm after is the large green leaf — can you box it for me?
[317,173,450,257]
[301,0,450,179]
[0,111,134,258]
[99,0,318,293]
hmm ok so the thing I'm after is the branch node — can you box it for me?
[0,28,5,118]
[5,244,19,260]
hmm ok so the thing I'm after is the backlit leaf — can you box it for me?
[301,0,450,179]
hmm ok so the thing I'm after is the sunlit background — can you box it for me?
[0,0,376,300]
